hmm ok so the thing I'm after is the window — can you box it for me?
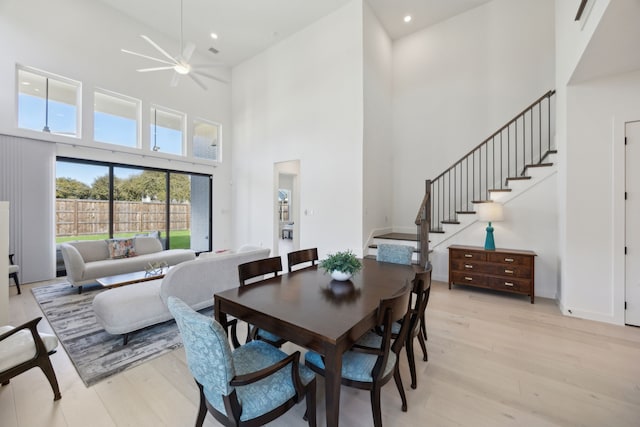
[150,106,184,155]
[17,66,80,137]
[94,90,139,148]
[56,158,212,253]
[193,119,221,161]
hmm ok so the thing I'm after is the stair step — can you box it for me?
[373,232,418,242]
[540,150,558,163]
[441,219,460,224]
[431,228,444,234]
[488,188,512,193]
[506,176,532,183]
[368,244,419,253]
[471,200,492,204]
[522,162,553,175]
[456,211,476,215]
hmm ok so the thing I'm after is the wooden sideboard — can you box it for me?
[448,245,536,303]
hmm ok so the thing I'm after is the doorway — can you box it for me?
[625,120,640,326]
[274,161,300,267]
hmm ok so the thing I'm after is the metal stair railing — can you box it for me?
[417,90,556,241]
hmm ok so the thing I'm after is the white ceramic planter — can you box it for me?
[330,270,352,281]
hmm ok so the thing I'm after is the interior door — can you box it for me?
[625,120,640,326]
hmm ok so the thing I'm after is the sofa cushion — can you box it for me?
[134,236,163,255]
[92,279,171,335]
[67,240,109,263]
[107,238,136,259]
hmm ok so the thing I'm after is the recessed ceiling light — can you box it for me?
[404,15,412,23]
[21,81,31,86]
[210,32,218,40]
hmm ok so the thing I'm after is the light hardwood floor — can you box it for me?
[1,279,639,427]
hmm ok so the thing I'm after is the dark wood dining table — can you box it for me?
[214,257,417,427]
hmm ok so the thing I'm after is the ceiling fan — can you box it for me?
[121,0,226,90]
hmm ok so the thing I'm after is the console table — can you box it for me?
[448,245,536,303]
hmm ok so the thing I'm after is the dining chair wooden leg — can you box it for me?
[10,272,21,295]
[406,336,418,389]
[195,382,207,427]
[304,378,317,427]
[418,333,428,362]
[420,314,427,340]
[370,384,383,427]
[393,368,408,412]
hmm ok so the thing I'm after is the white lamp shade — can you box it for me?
[477,202,504,222]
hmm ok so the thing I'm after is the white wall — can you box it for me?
[232,1,364,257]
[392,0,555,231]
[556,0,640,324]
[362,2,393,248]
[0,202,8,324]
[0,0,234,273]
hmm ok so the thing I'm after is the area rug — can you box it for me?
[32,282,211,387]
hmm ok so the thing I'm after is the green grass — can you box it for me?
[56,230,191,249]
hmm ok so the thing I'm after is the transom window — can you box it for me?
[17,66,80,137]
[150,106,185,155]
[94,90,140,148]
[193,118,221,161]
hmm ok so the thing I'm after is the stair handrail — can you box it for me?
[431,90,556,183]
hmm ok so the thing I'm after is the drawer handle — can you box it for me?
[504,269,514,274]
[464,254,473,258]
[505,258,514,262]
[464,264,473,269]
[465,277,473,281]
[504,282,515,287]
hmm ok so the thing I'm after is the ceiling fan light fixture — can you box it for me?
[174,63,191,75]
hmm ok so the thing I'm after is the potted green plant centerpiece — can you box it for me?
[320,250,362,281]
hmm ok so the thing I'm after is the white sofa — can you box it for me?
[92,246,271,344]
[60,236,196,293]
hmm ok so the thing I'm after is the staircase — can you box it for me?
[367,90,557,264]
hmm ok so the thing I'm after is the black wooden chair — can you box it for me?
[359,266,432,389]
[233,256,286,348]
[8,254,20,295]
[0,317,61,401]
[287,248,318,272]
[305,284,412,427]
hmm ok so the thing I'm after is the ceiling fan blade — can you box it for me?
[188,73,208,90]
[141,35,178,63]
[121,49,175,66]
[137,66,175,72]
[181,42,196,62]
[170,72,180,87]
[193,70,229,85]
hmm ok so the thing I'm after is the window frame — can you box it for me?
[150,104,186,156]
[93,88,141,148]
[192,117,222,162]
[16,64,82,138]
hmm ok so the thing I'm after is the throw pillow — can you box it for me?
[107,238,137,259]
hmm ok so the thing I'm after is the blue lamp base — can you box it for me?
[484,222,496,251]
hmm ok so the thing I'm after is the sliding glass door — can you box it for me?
[56,158,211,252]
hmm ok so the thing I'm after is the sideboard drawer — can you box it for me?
[486,252,530,267]
[450,250,487,262]
[483,263,532,278]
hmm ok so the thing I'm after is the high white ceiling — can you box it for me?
[98,0,492,67]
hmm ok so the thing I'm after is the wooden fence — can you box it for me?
[56,199,190,237]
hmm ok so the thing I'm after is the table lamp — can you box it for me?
[477,202,504,251]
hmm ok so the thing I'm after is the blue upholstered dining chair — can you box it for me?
[168,296,317,427]
[304,284,412,427]
[376,244,414,265]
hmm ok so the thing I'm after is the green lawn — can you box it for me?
[56,230,191,249]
